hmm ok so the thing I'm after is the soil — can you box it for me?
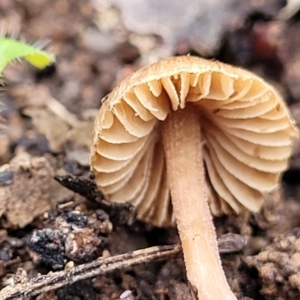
[1,1,300,299]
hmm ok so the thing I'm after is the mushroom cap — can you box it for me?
[91,56,298,227]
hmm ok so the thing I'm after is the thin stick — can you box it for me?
[0,234,247,300]
[0,245,181,300]
[47,97,79,128]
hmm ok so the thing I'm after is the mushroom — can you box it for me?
[90,56,298,299]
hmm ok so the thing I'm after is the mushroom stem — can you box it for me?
[161,105,236,300]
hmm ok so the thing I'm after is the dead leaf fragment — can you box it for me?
[0,152,52,228]
[23,96,94,165]
[24,107,69,153]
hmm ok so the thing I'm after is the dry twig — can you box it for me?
[0,245,180,300]
[0,234,247,300]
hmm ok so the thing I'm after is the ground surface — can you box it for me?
[1,1,300,299]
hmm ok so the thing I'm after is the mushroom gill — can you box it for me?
[91,56,298,227]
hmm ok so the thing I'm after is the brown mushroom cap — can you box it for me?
[91,56,298,227]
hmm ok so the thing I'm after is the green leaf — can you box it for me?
[0,37,55,75]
